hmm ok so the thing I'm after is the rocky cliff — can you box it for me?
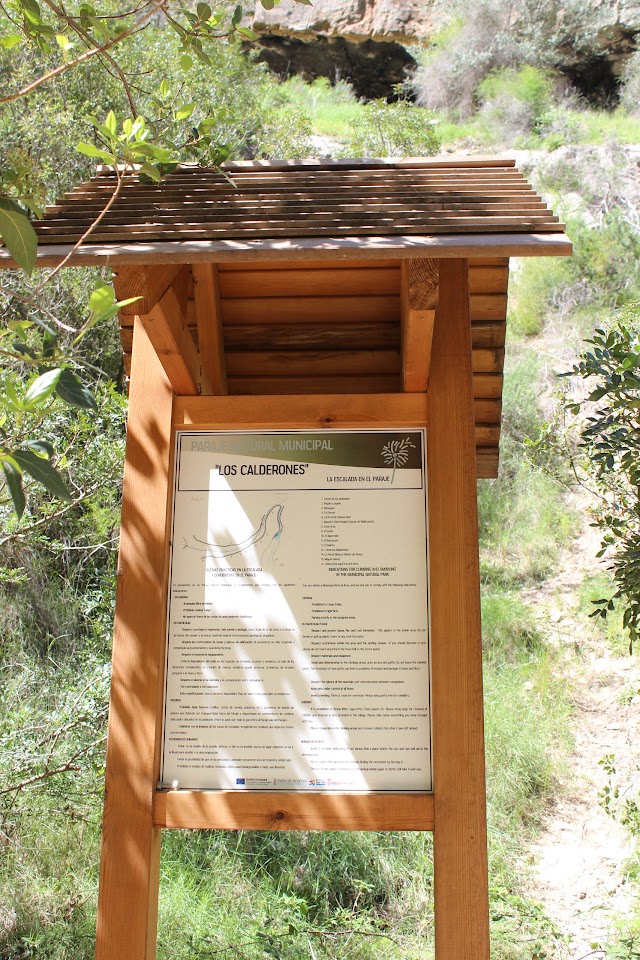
[249,0,640,103]
[252,0,434,45]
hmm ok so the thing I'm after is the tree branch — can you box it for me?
[0,0,166,105]
[0,283,76,333]
[0,481,103,546]
[40,0,140,116]
[33,167,127,293]
[0,735,107,797]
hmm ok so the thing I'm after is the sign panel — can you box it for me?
[161,429,431,792]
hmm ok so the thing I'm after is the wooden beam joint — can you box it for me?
[401,259,439,393]
[112,263,184,317]
[140,283,201,396]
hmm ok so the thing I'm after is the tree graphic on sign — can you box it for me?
[381,437,415,484]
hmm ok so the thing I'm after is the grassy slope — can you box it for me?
[2,76,640,960]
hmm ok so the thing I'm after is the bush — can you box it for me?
[342,96,441,157]
[412,0,592,120]
[412,2,516,119]
[476,66,557,143]
[567,303,640,649]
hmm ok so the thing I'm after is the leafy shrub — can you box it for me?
[411,0,587,119]
[343,96,440,157]
[412,2,516,119]
[566,303,640,649]
[476,65,557,142]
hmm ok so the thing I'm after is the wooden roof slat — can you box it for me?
[98,156,518,172]
[35,220,563,246]
[37,214,560,235]
[46,199,551,220]
[55,178,540,200]
[37,210,557,232]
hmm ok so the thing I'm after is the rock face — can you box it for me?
[250,0,433,99]
[252,0,434,45]
[250,35,417,100]
[250,0,640,104]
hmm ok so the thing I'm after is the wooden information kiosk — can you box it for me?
[25,157,571,959]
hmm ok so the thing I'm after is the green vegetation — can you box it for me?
[565,305,640,650]
[2,1,640,957]
[280,77,362,141]
[280,77,440,157]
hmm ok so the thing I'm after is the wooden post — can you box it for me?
[95,317,174,960]
[428,259,490,959]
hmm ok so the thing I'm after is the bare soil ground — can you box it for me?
[522,506,640,958]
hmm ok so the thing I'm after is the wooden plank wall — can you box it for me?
[118,257,508,478]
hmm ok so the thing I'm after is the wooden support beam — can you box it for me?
[112,264,183,317]
[154,791,434,832]
[401,259,439,392]
[428,259,490,959]
[173,392,428,430]
[141,285,201,395]
[95,317,174,960]
[193,263,227,395]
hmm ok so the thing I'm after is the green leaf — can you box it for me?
[180,53,193,70]
[231,4,242,26]
[55,32,72,49]
[5,380,24,411]
[197,2,212,19]
[236,26,258,39]
[0,34,23,49]
[42,329,58,359]
[105,110,117,135]
[22,0,42,24]
[13,449,72,501]
[1,458,25,519]
[88,281,115,315]
[138,163,162,183]
[55,369,97,410]
[22,439,54,457]
[24,368,62,407]
[260,0,276,9]
[175,102,197,121]
[76,141,115,162]
[0,199,37,275]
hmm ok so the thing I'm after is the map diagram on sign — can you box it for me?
[182,502,284,562]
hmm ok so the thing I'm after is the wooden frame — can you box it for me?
[96,258,489,960]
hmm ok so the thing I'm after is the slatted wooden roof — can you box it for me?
[35,157,564,246]
[2,158,571,479]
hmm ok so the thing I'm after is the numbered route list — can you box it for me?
[161,429,431,792]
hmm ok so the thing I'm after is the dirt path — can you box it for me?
[523,510,640,958]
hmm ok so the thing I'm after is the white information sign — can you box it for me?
[161,429,431,792]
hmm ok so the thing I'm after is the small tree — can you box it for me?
[566,301,640,650]
[0,0,309,520]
